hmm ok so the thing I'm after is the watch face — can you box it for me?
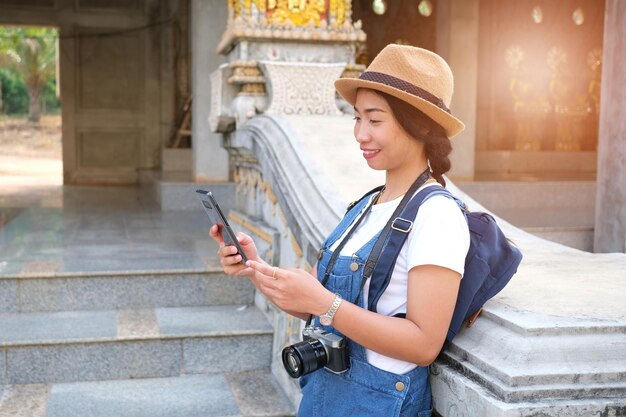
[320,316,331,326]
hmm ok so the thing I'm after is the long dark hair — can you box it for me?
[376,91,453,187]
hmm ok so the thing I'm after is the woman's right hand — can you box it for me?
[209,225,260,277]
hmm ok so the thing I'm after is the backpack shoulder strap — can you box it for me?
[367,184,452,312]
[346,185,384,213]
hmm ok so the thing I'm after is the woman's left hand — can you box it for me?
[246,260,334,316]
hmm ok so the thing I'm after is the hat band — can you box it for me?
[359,71,450,114]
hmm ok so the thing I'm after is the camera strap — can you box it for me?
[306,189,380,327]
[306,168,432,328]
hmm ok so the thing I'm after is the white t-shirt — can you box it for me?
[330,183,470,374]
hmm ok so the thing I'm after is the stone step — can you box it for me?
[523,226,594,252]
[0,371,295,417]
[455,180,595,228]
[0,268,255,313]
[0,305,273,385]
[454,180,596,251]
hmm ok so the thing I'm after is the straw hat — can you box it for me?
[335,44,465,138]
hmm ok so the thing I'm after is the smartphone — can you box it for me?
[196,190,248,264]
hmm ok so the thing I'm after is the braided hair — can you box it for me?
[376,91,453,187]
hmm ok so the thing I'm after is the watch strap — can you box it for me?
[321,293,342,325]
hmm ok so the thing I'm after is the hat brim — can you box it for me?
[335,78,465,139]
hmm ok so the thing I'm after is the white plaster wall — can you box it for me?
[191,0,230,182]
[594,0,626,253]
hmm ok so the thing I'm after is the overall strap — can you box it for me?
[367,185,452,312]
[305,192,380,327]
[346,185,384,213]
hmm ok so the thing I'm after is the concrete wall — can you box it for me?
[0,0,175,185]
[190,0,229,182]
[594,0,626,253]
[436,0,479,181]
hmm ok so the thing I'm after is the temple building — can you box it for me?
[0,1,624,415]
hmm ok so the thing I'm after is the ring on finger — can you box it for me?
[272,267,277,280]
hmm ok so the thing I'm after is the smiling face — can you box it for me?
[353,89,426,174]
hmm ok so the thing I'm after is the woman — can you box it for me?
[210,44,470,417]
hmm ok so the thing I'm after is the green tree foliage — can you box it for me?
[0,68,28,114]
[0,69,59,116]
[0,26,58,122]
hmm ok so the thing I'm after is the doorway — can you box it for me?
[0,25,62,190]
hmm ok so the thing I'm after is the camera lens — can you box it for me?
[282,339,328,378]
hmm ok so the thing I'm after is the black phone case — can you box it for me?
[196,190,248,263]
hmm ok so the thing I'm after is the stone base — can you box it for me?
[138,170,235,212]
[162,148,192,172]
[432,362,626,417]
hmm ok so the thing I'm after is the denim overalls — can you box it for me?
[298,196,432,417]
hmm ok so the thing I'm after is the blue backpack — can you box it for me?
[352,183,523,350]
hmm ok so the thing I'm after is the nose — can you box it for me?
[354,121,370,143]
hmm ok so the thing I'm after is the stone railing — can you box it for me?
[222,111,626,414]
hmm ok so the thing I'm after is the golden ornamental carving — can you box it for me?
[228,0,352,27]
[504,46,524,72]
[228,61,266,97]
[505,45,549,151]
[233,66,262,77]
[340,64,366,79]
[587,48,601,73]
[241,83,266,95]
[587,48,602,114]
[219,0,364,53]
[263,180,277,205]
[504,44,599,152]
[229,0,241,18]
[547,47,589,152]
[290,231,303,260]
[330,0,346,26]
[230,0,349,27]
[269,0,326,26]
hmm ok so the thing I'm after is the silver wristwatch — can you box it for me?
[320,293,342,326]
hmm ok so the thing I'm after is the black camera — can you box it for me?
[281,327,349,378]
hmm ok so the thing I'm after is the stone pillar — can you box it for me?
[594,0,626,253]
[191,0,230,181]
[436,0,478,181]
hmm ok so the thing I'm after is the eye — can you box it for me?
[353,116,361,121]
[369,120,380,124]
